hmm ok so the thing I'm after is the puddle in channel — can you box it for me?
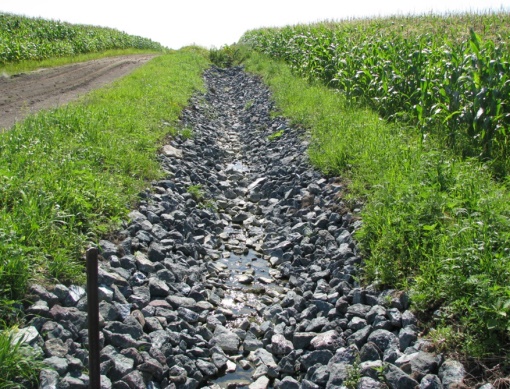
[211,249,283,388]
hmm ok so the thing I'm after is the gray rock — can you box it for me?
[149,277,170,297]
[360,341,382,362]
[326,362,350,387]
[438,359,466,389]
[213,325,240,354]
[347,303,372,318]
[244,331,264,351]
[148,242,166,262]
[29,284,59,306]
[122,370,146,388]
[99,240,119,259]
[306,364,330,386]
[27,300,50,316]
[300,350,334,370]
[178,306,200,322]
[402,310,418,327]
[196,359,218,376]
[347,325,372,348]
[420,374,444,389]
[135,252,156,273]
[43,338,68,358]
[252,348,278,372]
[166,295,198,311]
[399,326,418,351]
[275,376,300,389]
[395,351,440,381]
[162,144,183,158]
[367,329,399,352]
[14,326,43,347]
[104,318,143,339]
[358,376,385,389]
[293,332,317,350]
[58,375,87,388]
[43,356,69,376]
[40,369,59,389]
[271,334,294,355]
[309,330,344,351]
[249,375,270,389]
[384,363,419,389]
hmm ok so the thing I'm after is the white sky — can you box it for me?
[1,0,509,49]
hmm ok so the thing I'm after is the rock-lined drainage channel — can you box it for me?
[19,66,469,389]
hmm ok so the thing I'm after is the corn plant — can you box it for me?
[0,13,164,65]
[241,12,510,177]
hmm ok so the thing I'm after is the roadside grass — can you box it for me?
[0,46,209,386]
[244,51,510,364]
[0,48,164,76]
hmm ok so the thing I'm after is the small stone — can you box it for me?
[163,145,183,158]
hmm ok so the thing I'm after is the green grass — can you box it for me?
[0,45,208,386]
[0,13,165,66]
[0,42,208,332]
[243,50,510,365]
[241,12,510,178]
[0,329,45,388]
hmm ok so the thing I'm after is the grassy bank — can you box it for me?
[241,12,510,178]
[0,13,165,66]
[243,50,509,371]
[0,46,209,386]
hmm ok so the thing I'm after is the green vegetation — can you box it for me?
[187,184,205,202]
[0,329,45,388]
[179,126,195,140]
[243,48,509,363]
[241,12,510,178]
[0,47,209,385]
[268,129,285,141]
[209,44,248,68]
[0,13,164,66]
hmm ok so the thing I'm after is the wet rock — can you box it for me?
[212,325,240,354]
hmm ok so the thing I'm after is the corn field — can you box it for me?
[0,13,164,65]
[241,13,510,178]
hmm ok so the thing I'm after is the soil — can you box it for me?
[0,54,158,131]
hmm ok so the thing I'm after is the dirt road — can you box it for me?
[0,54,158,130]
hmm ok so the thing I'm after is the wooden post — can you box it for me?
[86,247,100,389]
